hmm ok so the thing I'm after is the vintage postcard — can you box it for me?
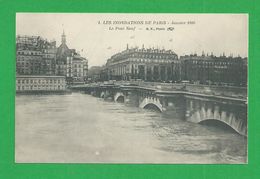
[15,13,248,163]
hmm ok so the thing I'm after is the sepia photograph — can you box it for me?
[15,13,248,164]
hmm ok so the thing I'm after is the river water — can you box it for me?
[15,92,247,163]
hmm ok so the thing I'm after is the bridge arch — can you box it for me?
[100,91,105,98]
[139,97,163,112]
[114,92,125,102]
[187,108,247,136]
[198,119,241,133]
[143,103,162,112]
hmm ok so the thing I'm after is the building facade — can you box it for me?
[56,31,88,83]
[101,46,247,87]
[180,54,248,86]
[105,45,180,82]
[16,32,88,85]
[88,66,104,82]
[16,35,57,75]
[16,75,66,92]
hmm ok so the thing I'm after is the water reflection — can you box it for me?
[15,92,247,163]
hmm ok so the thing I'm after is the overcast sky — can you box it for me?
[16,13,248,67]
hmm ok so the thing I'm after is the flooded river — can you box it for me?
[15,92,247,163]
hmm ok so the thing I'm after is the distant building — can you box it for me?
[16,75,66,92]
[56,31,88,83]
[105,45,179,82]
[16,35,57,75]
[100,67,110,81]
[88,66,104,82]
[180,53,247,86]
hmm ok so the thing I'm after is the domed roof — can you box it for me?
[56,30,73,60]
[56,43,72,59]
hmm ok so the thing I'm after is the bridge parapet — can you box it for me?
[70,82,247,100]
[115,81,247,99]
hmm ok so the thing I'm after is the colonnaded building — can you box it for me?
[101,45,247,87]
[104,45,180,82]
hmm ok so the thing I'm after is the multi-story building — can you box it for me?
[16,35,57,75]
[102,46,247,87]
[16,75,66,92]
[56,31,88,83]
[180,53,248,86]
[72,53,88,82]
[43,41,57,75]
[105,45,179,82]
[16,31,88,85]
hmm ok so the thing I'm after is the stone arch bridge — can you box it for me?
[71,84,247,136]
